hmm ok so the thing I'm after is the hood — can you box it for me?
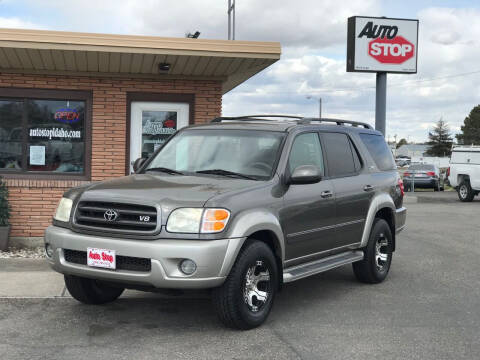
[78,173,259,221]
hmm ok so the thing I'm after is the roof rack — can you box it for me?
[211,115,373,130]
[299,117,373,129]
[211,115,303,123]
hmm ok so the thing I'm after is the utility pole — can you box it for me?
[306,96,322,118]
[228,0,235,40]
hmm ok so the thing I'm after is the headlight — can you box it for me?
[166,208,203,233]
[166,208,230,234]
[54,197,73,222]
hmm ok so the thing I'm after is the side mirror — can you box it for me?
[289,165,322,185]
[132,157,147,173]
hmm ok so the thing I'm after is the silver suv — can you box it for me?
[45,115,407,329]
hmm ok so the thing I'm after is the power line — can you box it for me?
[227,69,480,96]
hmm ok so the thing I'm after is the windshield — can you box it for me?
[144,129,285,180]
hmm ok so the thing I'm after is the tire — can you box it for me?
[458,180,474,202]
[353,218,393,284]
[64,275,124,304]
[212,240,278,330]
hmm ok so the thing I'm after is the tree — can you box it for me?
[456,105,480,145]
[396,138,408,148]
[426,118,453,157]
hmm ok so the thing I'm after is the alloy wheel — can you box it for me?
[374,233,389,271]
[243,260,271,313]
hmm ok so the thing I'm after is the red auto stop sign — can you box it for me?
[368,36,414,64]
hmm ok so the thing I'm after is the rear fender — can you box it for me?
[360,193,396,248]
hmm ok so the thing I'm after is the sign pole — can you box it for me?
[375,72,387,136]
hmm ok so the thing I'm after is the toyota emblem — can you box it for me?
[104,209,118,221]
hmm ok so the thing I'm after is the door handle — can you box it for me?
[321,190,333,198]
[363,185,374,192]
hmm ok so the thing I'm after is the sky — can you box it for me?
[0,0,479,143]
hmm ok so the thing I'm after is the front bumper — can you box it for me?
[395,207,407,234]
[44,225,246,289]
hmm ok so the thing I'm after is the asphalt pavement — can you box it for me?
[1,199,479,360]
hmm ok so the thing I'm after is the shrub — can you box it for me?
[0,177,10,226]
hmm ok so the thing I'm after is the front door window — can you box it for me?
[141,110,177,158]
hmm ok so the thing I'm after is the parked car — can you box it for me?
[395,157,411,168]
[44,115,406,329]
[403,164,444,191]
[448,145,480,202]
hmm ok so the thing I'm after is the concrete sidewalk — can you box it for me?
[0,259,66,298]
[404,190,473,204]
[0,258,207,299]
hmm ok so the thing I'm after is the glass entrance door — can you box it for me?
[130,101,189,172]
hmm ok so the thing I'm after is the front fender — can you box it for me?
[218,209,285,276]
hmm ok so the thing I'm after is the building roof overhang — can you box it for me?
[0,28,281,93]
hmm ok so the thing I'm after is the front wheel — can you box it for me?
[353,218,393,284]
[212,240,278,330]
[64,275,124,304]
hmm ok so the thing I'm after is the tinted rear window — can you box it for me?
[359,133,395,171]
[322,132,356,177]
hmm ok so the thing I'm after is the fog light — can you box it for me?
[179,259,197,275]
[45,243,54,258]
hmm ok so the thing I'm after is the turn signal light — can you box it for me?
[201,209,230,233]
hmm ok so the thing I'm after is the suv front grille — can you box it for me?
[64,249,151,272]
[75,201,158,233]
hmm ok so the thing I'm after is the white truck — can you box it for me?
[448,145,480,202]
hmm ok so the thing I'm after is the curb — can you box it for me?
[403,196,418,204]
[9,236,43,249]
[404,193,461,204]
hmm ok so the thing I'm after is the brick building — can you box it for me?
[0,28,280,245]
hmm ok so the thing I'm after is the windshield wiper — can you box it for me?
[195,169,257,180]
[144,167,184,175]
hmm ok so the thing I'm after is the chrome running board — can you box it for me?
[283,250,364,283]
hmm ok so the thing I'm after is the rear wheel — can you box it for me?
[458,180,474,202]
[353,218,393,284]
[64,275,124,304]
[212,240,277,330]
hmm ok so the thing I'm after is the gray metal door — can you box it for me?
[321,132,372,248]
[281,132,337,262]
[331,174,371,247]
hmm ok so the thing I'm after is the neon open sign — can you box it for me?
[54,108,80,123]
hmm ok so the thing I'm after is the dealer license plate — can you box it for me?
[87,248,116,269]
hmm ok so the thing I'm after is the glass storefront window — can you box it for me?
[27,99,85,173]
[0,100,23,170]
[0,91,89,178]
